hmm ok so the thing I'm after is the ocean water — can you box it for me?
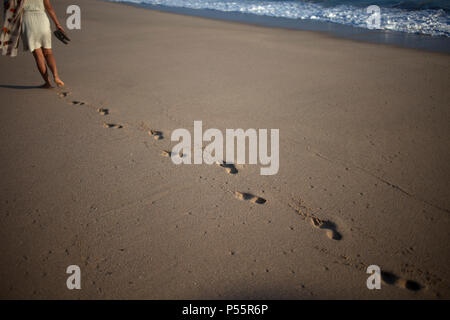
[106,0,450,37]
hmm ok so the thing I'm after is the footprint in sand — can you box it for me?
[161,150,184,158]
[310,217,342,240]
[161,150,172,157]
[103,123,122,129]
[216,161,238,175]
[97,108,109,116]
[71,100,85,106]
[58,91,71,98]
[234,192,266,204]
[381,271,422,291]
[149,130,163,140]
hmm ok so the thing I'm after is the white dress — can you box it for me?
[22,0,52,52]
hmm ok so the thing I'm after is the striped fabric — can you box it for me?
[1,0,26,57]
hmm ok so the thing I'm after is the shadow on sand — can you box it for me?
[0,84,45,90]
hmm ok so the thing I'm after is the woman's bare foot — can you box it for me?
[55,78,65,88]
[40,83,54,89]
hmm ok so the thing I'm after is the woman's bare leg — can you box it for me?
[32,48,52,88]
[43,48,64,87]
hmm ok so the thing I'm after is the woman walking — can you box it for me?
[1,0,65,88]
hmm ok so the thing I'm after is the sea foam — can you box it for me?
[106,0,450,37]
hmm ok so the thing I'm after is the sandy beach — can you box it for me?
[0,0,449,299]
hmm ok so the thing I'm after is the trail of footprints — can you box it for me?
[59,90,123,129]
[55,89,429,295]
[57,90,248,187]
[57,89,342,222]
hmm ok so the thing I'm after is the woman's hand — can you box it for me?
[56,24,65,33]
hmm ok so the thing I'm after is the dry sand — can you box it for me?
[0,0,449,299]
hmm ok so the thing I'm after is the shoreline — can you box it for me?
[111,1,450,54]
